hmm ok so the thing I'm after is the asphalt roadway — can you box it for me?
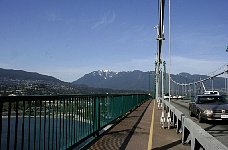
[171,99,228,148]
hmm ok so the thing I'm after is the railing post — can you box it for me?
[14,101,19,150]
[7,102,12,150]
[121,95,124,115]
[93,97,100,137]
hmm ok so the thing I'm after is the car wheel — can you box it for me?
[198,112,203,123]
[189,109,194,117]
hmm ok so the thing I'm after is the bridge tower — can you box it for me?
[155,60,160,99]
[155,0,165,100]
[162,61,167,98]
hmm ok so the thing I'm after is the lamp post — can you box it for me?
[148,71,152,95]
[225,46,227,95]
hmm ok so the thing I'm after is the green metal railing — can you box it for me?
[0,94,150,150]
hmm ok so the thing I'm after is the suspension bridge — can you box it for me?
[1,0,228,149]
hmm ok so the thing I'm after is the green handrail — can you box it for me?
[0,94,151,150]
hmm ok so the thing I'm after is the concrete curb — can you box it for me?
[161,99,228,150]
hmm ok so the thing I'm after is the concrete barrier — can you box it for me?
[161,99,228,150]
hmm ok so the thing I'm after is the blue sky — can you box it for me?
[0,0,227,82]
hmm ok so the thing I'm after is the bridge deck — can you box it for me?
[85,100,190,150]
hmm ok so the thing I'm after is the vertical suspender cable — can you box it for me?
[227,65,228,95]
[168,0,171,103]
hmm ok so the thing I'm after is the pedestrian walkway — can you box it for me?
[86,100,190,150]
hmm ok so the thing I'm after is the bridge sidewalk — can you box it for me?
[86,100,190,150]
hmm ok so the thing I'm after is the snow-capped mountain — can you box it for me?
[72,70,156,91]
[91,70,117,79]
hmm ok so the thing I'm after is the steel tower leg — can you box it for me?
[155,61,160,100]
[161,61,164,99]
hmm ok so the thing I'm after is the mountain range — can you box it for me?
[73,70,227,93]
[0,68,145,95]
[0,68,61,83]
[73,70,152,91]
[0,68,226,95]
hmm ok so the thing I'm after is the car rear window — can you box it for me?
[198,96,228,104]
